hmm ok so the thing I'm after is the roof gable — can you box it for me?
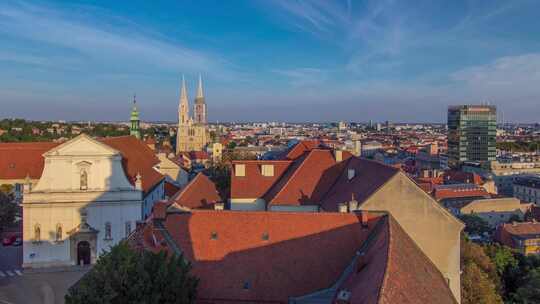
[269,149,341,206]
[44,134,119,157]
[321,158,400,211]
[170,173,221,209]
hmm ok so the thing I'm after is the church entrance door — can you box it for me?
[77,241,91,265]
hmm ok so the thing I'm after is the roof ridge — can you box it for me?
[171,172,204,202]
[269,149,331,205]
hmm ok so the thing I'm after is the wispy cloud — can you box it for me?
[0,1,237,79]
[272,67,328,86]
[452,53,540,97]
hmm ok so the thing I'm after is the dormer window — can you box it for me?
[261,164,274,177]
[210,231,218,240]
[235,164,246,177]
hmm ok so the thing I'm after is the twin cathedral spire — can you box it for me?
[179,74,206,125]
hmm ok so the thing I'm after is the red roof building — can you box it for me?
[0,135,164,195]
[129,209,457,304]
[169,172,221,210]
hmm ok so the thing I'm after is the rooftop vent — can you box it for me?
[347,168,355,181]
[337,290,352,302]
[210,232,218,240]
[262,232,269,241]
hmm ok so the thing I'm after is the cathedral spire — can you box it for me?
[179,75,189,125]
[180,75,189,105]
[196,74,204,99]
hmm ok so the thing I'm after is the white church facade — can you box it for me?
[10,134,165,268]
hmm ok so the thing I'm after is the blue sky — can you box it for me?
[1,0,540,123]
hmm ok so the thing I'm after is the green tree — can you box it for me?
[205,162,231,201]
[0,191,16,233]
[513,269,540,303]
[65,242,198,304]
[462,262,503,304]
[484,244,518,276]
[0,184,14,194]
[459,214,491,236]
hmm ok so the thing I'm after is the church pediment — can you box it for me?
[44,134,119,157]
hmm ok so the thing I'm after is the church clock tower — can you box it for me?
[129,95,141,139]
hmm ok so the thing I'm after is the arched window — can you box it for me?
[105,222,112,240]
[34,224,41,242]
[56,223,63,242]
[80,169,88,190]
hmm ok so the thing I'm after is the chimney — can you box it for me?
[135,173,143,190]
[347,168,355,181]
[335,150,343,162]
[214,202,224,211]
[338,203,348,213]
[360,211,369,228]
[348,193,358,210]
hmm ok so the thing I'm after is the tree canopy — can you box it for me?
[0,191,17,233]
[65,242,198,304]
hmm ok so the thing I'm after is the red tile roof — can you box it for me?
[231,160,292,199]
[321,158,400,212]
[231,147,401,211]
[285,140,323,160]
[0,135,163,194]
[337,215,457,304]
[133,210,456,303]
[0,142,60,179]
[269,149,339,206]
[442,171,484,185]
[169,173,221,209]
[496,222,540,248]
[100,136,164,194]
[164,180,181,198]
[190,151,209,160]
[433,186,490,201]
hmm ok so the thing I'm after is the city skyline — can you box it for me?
[2,0,540,123]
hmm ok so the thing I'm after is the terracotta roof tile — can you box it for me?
[154,211,382,303]
[337,215,457,304]
[0,142,60,179]
[285,140,324,160]
[169,173,221,209]
[0,135,164,194]
[321,158,400,212]
[134,210,457,303]
[231,160,292,199]
[100,136,164,194]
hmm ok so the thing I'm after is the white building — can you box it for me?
[513,175,540,205]
[0,134,165,268]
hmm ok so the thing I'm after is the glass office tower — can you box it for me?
[447,105,496,168]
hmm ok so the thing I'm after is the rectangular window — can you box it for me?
[125,221,131,237]
[261,164,274,177]
[235,164,246,177]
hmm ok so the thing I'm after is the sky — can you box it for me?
[1,0,540,123]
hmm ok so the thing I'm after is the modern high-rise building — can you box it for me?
[447,105,496,168]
